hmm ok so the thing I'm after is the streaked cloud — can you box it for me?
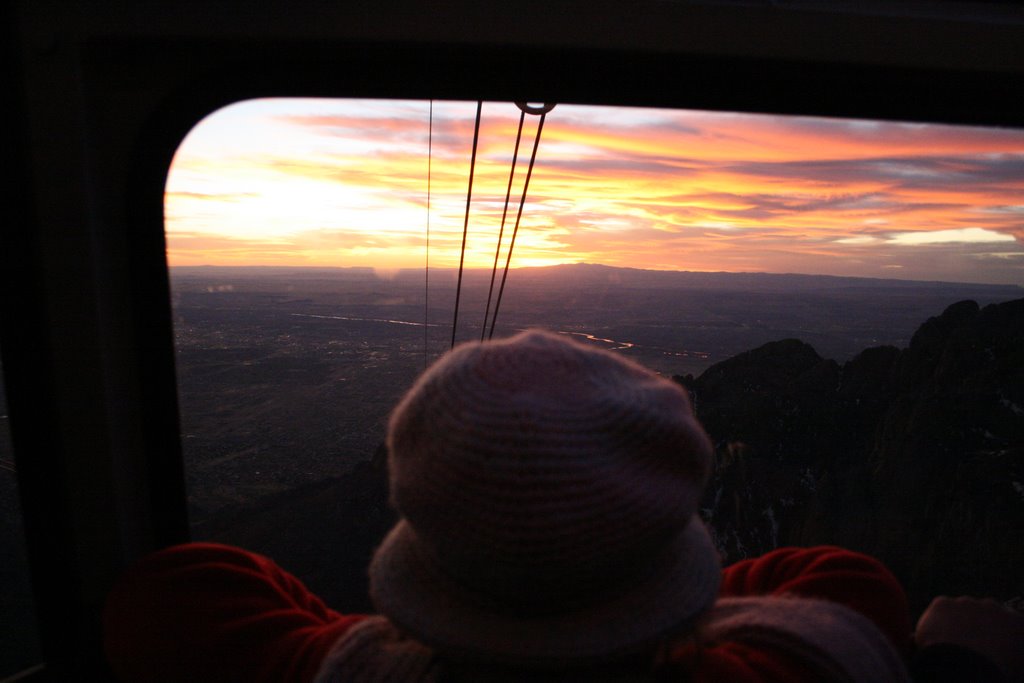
[165,99,1024,284]
[835,236,882,245]
[886,228,1017,245]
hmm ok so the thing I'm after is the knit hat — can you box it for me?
[369,329,720,666]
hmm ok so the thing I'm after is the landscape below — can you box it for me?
[165,265,1021,616]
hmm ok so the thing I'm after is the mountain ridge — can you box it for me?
[684,297,1023,612]
[170,263,1024,292]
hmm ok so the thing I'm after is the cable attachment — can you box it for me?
[515,102,556,115]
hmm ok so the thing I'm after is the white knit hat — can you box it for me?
[369,329,720,666]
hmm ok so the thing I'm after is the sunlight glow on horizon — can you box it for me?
[165,99,1024,285]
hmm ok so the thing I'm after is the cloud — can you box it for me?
[721,154,1011,188]
[836,236,882,245]
[886,228,1018,245]
[166,99,1024,283]
[166,190,259,202]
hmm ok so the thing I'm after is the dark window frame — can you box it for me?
[5,2,1024,679]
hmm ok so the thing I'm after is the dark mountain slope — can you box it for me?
[685,298,1023,611]
[194,444,394,612]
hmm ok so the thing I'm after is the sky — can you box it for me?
[165,98,1024,285]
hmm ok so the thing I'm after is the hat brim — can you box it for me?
[368,516,721,666]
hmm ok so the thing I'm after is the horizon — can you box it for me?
[166,99,1024,285]
[168,261,1024,289]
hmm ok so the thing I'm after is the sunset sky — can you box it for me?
[165,98,1024,285]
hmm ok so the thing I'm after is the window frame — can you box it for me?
[5,2,1024,679]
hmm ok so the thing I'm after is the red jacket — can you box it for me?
[103,543,911,682]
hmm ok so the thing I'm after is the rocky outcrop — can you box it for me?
[685,298,1024,612]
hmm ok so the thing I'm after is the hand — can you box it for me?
[915,596,1024,682]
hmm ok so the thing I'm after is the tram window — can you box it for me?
[167,99,1024,610]
[0,357,43,677]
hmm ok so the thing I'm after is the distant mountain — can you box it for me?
[514,263,1024,294]
[171,262,1024,296]
[198,297,1024,615]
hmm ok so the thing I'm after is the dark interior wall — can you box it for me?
[4,1,1023,679]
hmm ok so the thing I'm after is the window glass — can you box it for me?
[0,358,43,676]
[168,99,1024,612]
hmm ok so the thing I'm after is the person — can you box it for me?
[104,329,915,682]
[911,596,1024,683]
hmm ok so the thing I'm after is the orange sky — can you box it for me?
[165,99,1024,284]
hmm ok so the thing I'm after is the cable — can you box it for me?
[424,99,433,369]
[481,109,526,342]
[450,101,483,349]
[487,107,550,340]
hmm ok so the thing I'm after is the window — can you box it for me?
[167,99,1023,611]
